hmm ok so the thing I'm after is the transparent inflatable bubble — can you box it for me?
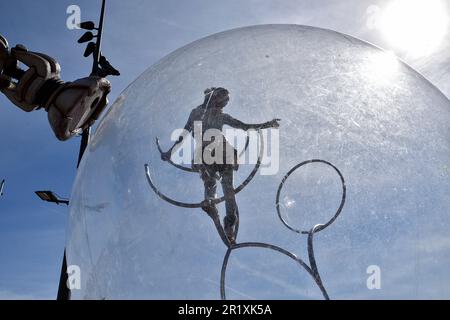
[67,25,450,299]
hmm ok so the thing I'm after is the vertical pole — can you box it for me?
[57,0,107,300]
[77,0,105,168]
[77,128,91,168]
[91,0,106,77]
[56,250,70,300]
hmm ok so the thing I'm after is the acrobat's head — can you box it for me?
[203,87,229,109]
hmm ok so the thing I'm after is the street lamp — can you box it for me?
[34,190,69,205]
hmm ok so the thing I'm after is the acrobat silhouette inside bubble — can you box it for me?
[160,87,280,244]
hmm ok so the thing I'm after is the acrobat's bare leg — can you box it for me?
[221,168,237,244]
[200,168,218,217]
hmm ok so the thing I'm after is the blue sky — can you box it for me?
[0,0,449,299]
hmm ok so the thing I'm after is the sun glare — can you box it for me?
[365,51,399,85]
[379,0,448,58]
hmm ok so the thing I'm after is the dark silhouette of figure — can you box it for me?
[161,87,280,244]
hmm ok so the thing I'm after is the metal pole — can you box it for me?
[56,250,70,300]
[77,0,106,168]
[57,0,107,300]
[77,128,91,168]
[91,0,106,77]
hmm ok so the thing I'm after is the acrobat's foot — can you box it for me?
[227,234,236,246]
[224,225,236,245]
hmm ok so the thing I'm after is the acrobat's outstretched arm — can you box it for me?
[223,114,280,131]
[161,111,195,161]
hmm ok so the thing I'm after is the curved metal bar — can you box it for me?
[237,135,250,159]
[220,242,329,300]
[144,131,264,209]
[275,159,346,235]
[145,162,233,245]
[155,137,195,172]
[155,135,250,173]
[144,164,200,208]
[307,224,329,300]
[231,131,263,195]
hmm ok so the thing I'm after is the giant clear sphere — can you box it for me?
[67,25,450,299]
